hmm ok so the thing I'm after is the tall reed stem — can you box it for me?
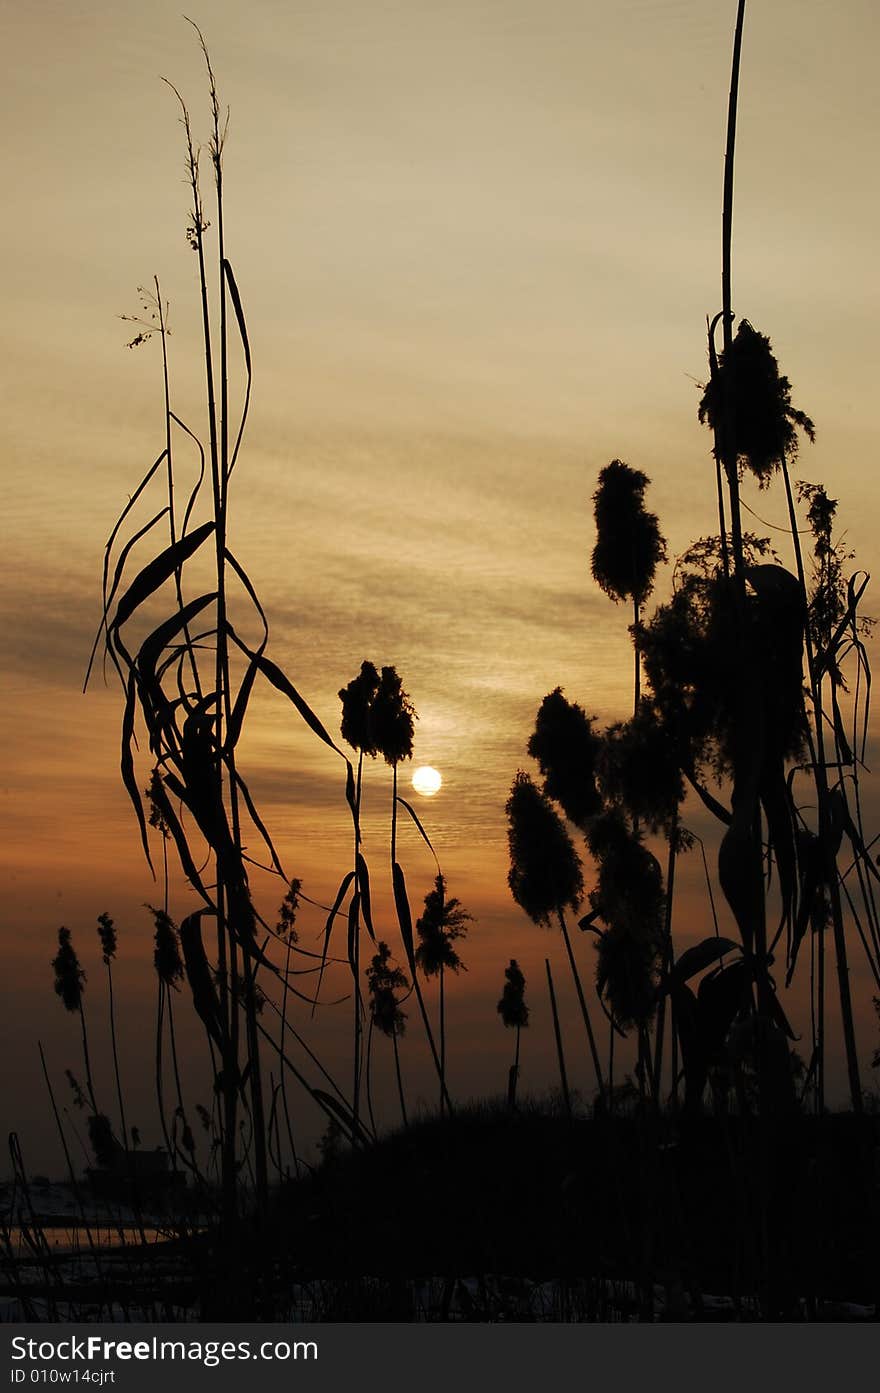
[557,908,604,1104]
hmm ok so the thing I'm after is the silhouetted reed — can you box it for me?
[698,320,815,487]
[275,878,302,1178]
[501,0,880,1130]
[82,28,381,1226]
[52,928,98,1117]
[339,661,453,1114]
[527,688,602,827]
[366,941,409,1127]
[14,2,880,1324]
[415,874,471,1113]
[586,814,665,1031]
[592,460,667,712]
[336,658,463,1133]
[497,959,529,1106]
[96,913,129,1158]
[506,772,604,1099]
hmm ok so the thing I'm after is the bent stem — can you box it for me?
[557,908,605,1105]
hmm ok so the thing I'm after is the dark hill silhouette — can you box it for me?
[272,1102,880,1318]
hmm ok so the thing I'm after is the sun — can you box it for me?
[411,765,442,797]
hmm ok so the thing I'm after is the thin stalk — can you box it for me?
[720,0,749,587]
[557,908,604,1103]
[652,812,678,1103]
[278,932,300,1178]
[781,458,863,1107]
[509,1024,521,1108]
[155,985,177,1171]
[253,1017,375,1146]
[633,595,641,715]
[545,959,572,1120]
[37,1046,111,1318]
[817,900,826,1112]
[820,791,863,1109]
[166,992,201,1179]
[809,899,819,1113]
[156,276,203,702]
[266,1075,283,1182]
[352,751,364,1140]
[718,1,781,1072]
[207,41,269,1202]
[175,94,238,1217]
[365,1018,377,1139]
[76,1001,98,1117]
[439,962,446,1116]
[392,1029,408,1128]
[838,876,880,991]
[608,1013,615,1114]
[105,960,128,1150]
[391,763,452,1112]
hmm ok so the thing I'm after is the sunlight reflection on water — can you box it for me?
[5,1224,168,1254]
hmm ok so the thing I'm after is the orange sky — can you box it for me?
[3,0,879,1171]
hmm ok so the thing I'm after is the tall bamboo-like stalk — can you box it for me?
[92,36,380,1225]
[719,0,748,586]
[710,0,862,1109]
[707,1,780,1081]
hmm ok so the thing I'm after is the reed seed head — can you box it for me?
[371,665,417,766]
[339,660,381,755]
[65,1069,86,1110]
[367,940,408,1037]
[97,912,117,964]
[591,459,667,607]
[52,927,85,1012]
[528,688,602,827]
[415,873,471,977]
[149,905,184,989]
[698,319,815,486]
[276,876,302,942]
[497,959,529,1029]
[506,772,584,926]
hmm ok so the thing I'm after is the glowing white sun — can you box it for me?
[412,765,442,797]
